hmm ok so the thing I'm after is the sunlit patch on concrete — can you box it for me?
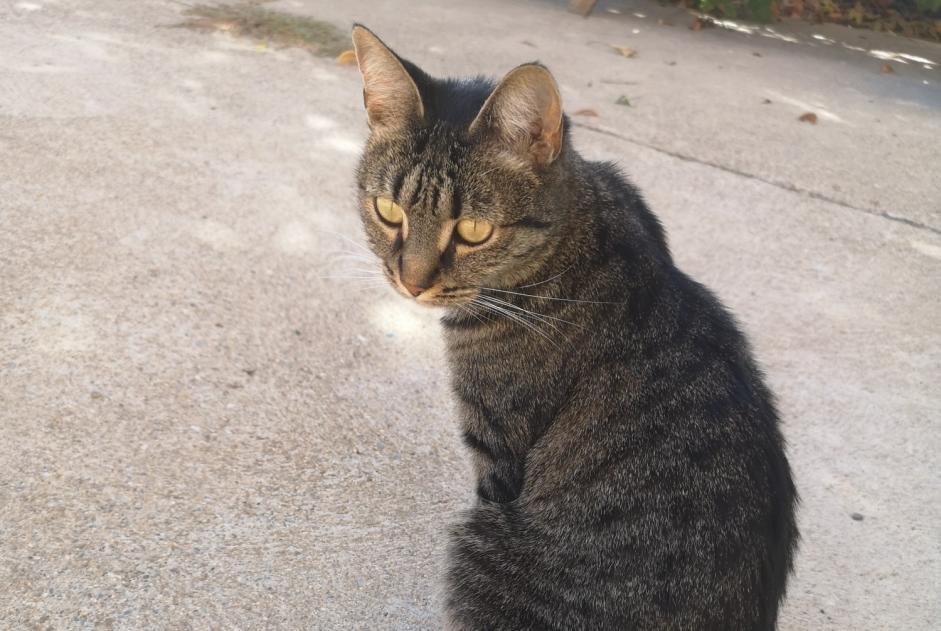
[305,114,337,130]
[48,34,116,62]
[1,62,77,74]
[273,221,315,254]
[321,134,361,155]
[191,219,245,251]
[910,240,941,260]
[900,54,936,66]
[760,27,800,43]
[311,67,337,82]
[198,50,231,64]
[14,2,42,10]
[369,298,439,342]
[869,51,937,66]
[765,90,847,124]
[710,19,757,35]
[32,308,97,354]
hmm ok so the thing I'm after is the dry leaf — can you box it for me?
[798,112,818,124]
[573,108,600,117]
[691,19,704,31]
[615,95,632,107]
[610,45,636,58]
[880,62,894,73]
[335,49,357,65]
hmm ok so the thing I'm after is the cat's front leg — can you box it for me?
[460,418,525,504]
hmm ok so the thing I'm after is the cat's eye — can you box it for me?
[374,197,404,225]
[455,219,494,245]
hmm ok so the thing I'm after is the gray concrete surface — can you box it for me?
[1,0,939,629]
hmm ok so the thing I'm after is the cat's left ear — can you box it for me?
[351,25,425,132]
[469,63,563,168]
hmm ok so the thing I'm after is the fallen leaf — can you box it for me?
[798,112,818,124]
[569,0,598,17]
[762,98,773,104]
[880,62,894,73]
[335,49,357,65]
[753,51,763,57]
[615,95,632,107]
[255,41,268,51]
[573,108,600,117]
[610,45,637,58]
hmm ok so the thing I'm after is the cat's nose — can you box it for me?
[401,279,427,297]
[399,252,435,297]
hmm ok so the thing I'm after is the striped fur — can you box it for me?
[351,26,798,631]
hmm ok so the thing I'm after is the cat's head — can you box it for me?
[351,25,568,306]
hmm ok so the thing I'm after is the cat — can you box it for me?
[349,25,798,631]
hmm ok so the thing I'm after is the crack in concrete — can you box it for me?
[572,122,941,237]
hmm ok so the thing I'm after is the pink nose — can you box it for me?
[401,279,426,297]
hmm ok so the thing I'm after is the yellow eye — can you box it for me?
[455,219,494,245]
[375,197,404,225]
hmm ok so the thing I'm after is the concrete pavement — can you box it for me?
[1,0,939,629]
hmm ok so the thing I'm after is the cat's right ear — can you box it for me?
[351,25,425,133]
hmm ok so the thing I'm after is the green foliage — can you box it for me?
[747,0,775,21]
[697,0,771,21]
[915,0,941,13]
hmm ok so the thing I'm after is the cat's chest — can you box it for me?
[447,343,572,439]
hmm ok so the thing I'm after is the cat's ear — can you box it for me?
[351,25,424,132]
[469,64,563,168]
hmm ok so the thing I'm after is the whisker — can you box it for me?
[473,297,558,348]
[317,274,384,280]
[478,294,581,329]
[456,304,488,326]
[476,295,572,346]
[480,286,622,305]
[328,252,377,263]
[312,228,373,256]
[517,263,575,289]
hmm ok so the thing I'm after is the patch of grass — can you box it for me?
[176,1,349,56]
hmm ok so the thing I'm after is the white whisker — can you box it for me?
[517,263,575,289]
[312,228,373,256]
[480,286,621,305]
[479,294,581,329]
[473,297,558,348]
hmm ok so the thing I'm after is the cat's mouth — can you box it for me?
[383,266,477,306]
[396,283,478,307]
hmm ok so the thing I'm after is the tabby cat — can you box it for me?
[350,25,798,631]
